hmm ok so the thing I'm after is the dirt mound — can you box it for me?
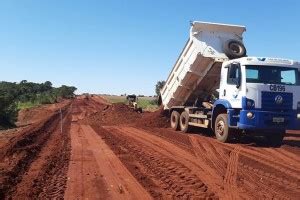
[0,104,71,199]
[86,103,169,128]
[136,109,169,128]
[17,100,70,127]
[86,103,141,126]
[17,107,52,126]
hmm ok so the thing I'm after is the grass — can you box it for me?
[137,98,158,111]
[103,95,127,104]
[17,101,41,110]
[101,95,159,111]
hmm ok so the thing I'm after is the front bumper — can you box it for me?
[237,110,300,130]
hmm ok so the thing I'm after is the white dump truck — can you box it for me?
[160,21,300,146]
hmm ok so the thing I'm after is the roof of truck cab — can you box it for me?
[227,57,300,68]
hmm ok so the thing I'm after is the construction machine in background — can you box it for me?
[127,95,143,113]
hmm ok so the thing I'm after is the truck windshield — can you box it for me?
[246,65,299,85]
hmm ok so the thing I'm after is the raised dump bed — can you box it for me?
[161,21,246,109]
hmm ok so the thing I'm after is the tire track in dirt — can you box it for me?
[113,126,300,199]
[12,105,71,199]
[0,104,71,199]
[237,161,297,199]
[189,136,249,199]
[223,146,240,200]
[188,137,224,184]
[103,126,220,198]
[199,141,228,177]
[277,148,300,163]
[142,128,195,154]
[192,135,300,199]
[256,148,300,169]
[130,141,213,199]
[84,99,300,199]
[217,143,300,181]
[128,127,300,199]
[216,143,299,199]
[64,99,151,200]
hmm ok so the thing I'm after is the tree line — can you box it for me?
[0,80,76,129]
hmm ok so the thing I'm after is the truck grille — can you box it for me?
[261,92,293,111]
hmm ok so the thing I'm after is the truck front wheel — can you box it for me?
[170,111,180,131]
[214,114,232,143]
[180,111,190,132]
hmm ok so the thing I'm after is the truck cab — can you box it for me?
[213,57,300,144]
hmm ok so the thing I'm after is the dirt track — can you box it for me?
[0,96,299,199]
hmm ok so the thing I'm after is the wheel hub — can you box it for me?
[216,121,225,136]
[172,116,176,123]
[182,117,186,125]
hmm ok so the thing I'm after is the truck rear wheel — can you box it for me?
[214,114,232,143]
[170,111,180,131]
[180,111,190,132]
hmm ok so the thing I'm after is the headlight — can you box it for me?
[247,112,254,119]
[242,97,255,109]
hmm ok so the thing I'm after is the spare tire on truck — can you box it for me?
[223,39,246,59]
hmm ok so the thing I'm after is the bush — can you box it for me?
[0,80,77,129]
[0,97,18,129]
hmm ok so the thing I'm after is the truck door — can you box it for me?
[221,63,243,108]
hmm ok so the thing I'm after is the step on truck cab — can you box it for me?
[160,21,300,146]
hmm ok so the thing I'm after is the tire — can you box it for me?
[180,111,190,132]
[265,131,284,147]
[170,111,180,131]
[223,39,246,59]
[214,114,232,143]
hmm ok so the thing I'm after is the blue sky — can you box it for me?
[0,0,299,95]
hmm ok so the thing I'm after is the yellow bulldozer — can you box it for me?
[126,95,142,113]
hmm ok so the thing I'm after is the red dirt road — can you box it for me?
[0,96,299,199]
[96,125,300,199]
[64,100,151,200]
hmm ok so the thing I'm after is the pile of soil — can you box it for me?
[0,103,71,199]
[86,103,169,128]
[17,107,52,127]
[136,109,169,128]
[86,103,141,126]
[17,100,70,127]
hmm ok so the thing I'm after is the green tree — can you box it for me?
[57,85,77,99]
[0,80,77,129]
[0,91,18,129]
[155,80,166,96]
